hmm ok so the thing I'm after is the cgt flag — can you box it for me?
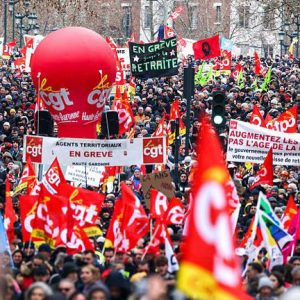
[177,117,246,300]
[193,35,221,60]
[250,148,273,190]
[129,37,178,78]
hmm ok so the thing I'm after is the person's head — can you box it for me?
[155,256,168,276]
[257,276,273,297]
[25,282,53,300]
[137,260,150,274]
[58,279,76,298]
[32,264,50,283]
[38,244,52,261]
[269,271,284,290]
[87,286,109,300]
[80,265,100,285]
[69,291,86,300]
[32,254,46,268]
[62,262,79,282]
[83,250,96,265]
[247,262,263,280]
[104,248,114,264]
[133,167,141,178]
[290,256,300,267]
[292,266,300,286]
[12,249,24,265]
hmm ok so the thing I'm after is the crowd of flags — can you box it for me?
[1,6,300,298]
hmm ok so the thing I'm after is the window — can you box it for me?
[263,5,274,29]
[238,5,250,28]
[144,6,151,28]
[215,4,222,24]
[189,4,198,30]
[263,44,274,57]
[122,5,132,38]
[101,3,110,28]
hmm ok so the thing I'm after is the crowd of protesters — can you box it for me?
[0,44,300,300]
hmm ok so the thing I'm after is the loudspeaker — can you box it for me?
[101,110,119,137]
[35,110,54,136]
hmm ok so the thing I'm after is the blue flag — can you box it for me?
[0,214,13,267]
[0,214,10,253]
[220,37,233,51]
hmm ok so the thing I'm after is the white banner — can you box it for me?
[65,165,104,187]
[116,48,130,72]
[227,120,300,166]
[24,135,166,166]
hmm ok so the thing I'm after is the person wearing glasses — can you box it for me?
[57,279,76,299]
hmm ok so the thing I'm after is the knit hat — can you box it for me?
[258,276,273,291]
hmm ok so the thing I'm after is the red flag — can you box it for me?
[177,36,187,48]
[193,35,221,60]
[165,197,185,225]
[112,91,135,136]
[152,116,166,137]
[250,104,266,127]
[4,179,17,243]
[231,63,243,80]
[170,99,180,120]
[282,195,298,231]
[105,199,124,249]
[271,105,298,133]
[250,148,273,190]
[213,50,232,73]
[121,182,150,251]
[170,6,184,20]
[19,195,39,242]
[177,117,244,299]
[58,182,105,236]
[13,156,37,195]
[13,57,26,72]
[164,26,175,38]
[2,39,17,59]
[145,218,168,255]
[265,112,273,127]
[105,36,118,50]
[150,189,168,219]
[254,52,261,75]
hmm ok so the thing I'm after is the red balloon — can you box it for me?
[31,27,116,138]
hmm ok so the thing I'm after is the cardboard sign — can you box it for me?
[65,165,104,187]
[141,170,174,207]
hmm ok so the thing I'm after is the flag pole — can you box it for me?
[183,64,194,157]
[291,209,300,257]
[141,222,160,261]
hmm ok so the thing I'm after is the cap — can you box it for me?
[3,122,10,126]
[258,277,273,291]
[38,243,52,253]
[268,197,277,203]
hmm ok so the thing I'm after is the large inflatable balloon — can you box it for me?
[31,27,116,138]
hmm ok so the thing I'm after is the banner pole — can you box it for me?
[183,64,195,157]
[174,118,180,185]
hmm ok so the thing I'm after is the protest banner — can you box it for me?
[65,165,105,187]
[116,48,131,73]
[129,37,178,78]
[23,135,167,166]
[227,120,300,165]
[141,170,175,207]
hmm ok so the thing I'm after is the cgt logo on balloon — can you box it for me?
[25,136,43,163]
[39,76,112,124]
[143,138,165,164]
